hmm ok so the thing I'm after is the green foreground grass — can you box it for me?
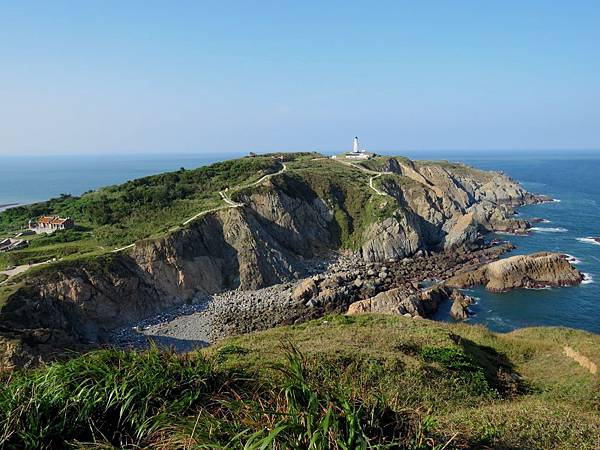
[1,315,598,449]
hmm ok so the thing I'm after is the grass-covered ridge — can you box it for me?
[0,155,285,269]
[1,315,598,449]
[0,152,508,279]
[275,157,398,250]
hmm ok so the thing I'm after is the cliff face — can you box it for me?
[361,158,533,259]
[0,155,540,353]
[446,252,583,292]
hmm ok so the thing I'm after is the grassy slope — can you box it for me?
[1,315,598,449]
[0,156,283,270]
[218,316,600,443]
[0,154,491,272]
[277,157,398,249]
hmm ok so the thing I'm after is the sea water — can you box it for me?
[1,150,599,333]
[423,152,600,334]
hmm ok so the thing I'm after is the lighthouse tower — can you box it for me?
[352,136,360,153]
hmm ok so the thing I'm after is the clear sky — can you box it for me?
[1,1,599,155]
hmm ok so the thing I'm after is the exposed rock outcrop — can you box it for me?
[346,283,476,321]
[446,252,583,292]
[347,285,453,318]
[449,290,475,320]
[0,153,544,362]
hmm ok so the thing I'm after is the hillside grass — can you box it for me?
[281,158,397,250]
[1,315,598,449]
[0,156,284,269]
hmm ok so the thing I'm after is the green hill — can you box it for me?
[0,155,285,269]
[1,315,598,449]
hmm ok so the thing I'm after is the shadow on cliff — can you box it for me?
[241,174,344,260]
[450,332,525,396]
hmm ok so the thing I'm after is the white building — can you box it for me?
[346,136,369,159]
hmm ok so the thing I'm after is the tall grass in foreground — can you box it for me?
[0,346,441,449]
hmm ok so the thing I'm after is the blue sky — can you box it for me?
[0,1,599,155]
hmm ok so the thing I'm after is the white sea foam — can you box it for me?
[495,231,528,237]
[530,227,568,233]
[552,198,561,203]
[577,237,600,246]
[562,254,582,265]
[582,273,594,285]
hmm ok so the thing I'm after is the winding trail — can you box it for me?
[116,162,287,251]
[368,173,387,196]
[328,158,393,196]
[0,261,53,285]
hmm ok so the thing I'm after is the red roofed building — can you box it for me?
[29,216,75,233]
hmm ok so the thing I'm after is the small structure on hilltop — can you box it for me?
[344,136,371,160]
[28,216,74,234]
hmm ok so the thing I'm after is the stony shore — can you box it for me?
[113,242,516,352]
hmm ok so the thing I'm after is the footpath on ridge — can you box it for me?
[115,162,287,252]
[2,158,389,283]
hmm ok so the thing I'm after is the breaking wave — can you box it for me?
[582,273,594,285]
[577,237,600,246]
[563,254,582,265]
[530,227,568,233]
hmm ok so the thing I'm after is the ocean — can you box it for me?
[1,150,599,334]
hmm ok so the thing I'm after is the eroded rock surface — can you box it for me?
[446,252,583,292]
[0,154,548,365]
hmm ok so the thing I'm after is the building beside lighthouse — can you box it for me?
[345,136,369,159]
[329,136,373,160]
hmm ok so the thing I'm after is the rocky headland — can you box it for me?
[0,154,571,366]
[445,252,583,292]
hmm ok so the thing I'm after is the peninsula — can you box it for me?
[0,152,597,449]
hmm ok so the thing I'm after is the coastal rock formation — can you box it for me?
[0,154,545,360]
[347,285,452,318]
[449,289,475,320]
[346,283,475,320]
[446,252,583,292]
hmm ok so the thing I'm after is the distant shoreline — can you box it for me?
[0,203,20,212]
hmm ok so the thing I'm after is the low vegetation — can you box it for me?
[0,156,283,268]
[1,315,598,449]
[278,158,397,250]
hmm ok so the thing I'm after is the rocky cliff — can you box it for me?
[0,154,543,361]
[445,252,583,292]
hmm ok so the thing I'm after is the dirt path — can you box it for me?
[114,162,287,251]
[219,190,244,207]
[369,173,387,196]
[329,158,392,196]
[563,346,598,374]
[0,261,49,285]
[181,163,286,226]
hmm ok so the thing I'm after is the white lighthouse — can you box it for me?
[352,136,360,153]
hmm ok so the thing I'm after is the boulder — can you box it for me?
[449,290,475,320]
[446,252,583,292]
[291,278,318,302]
[346,285,453,318]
